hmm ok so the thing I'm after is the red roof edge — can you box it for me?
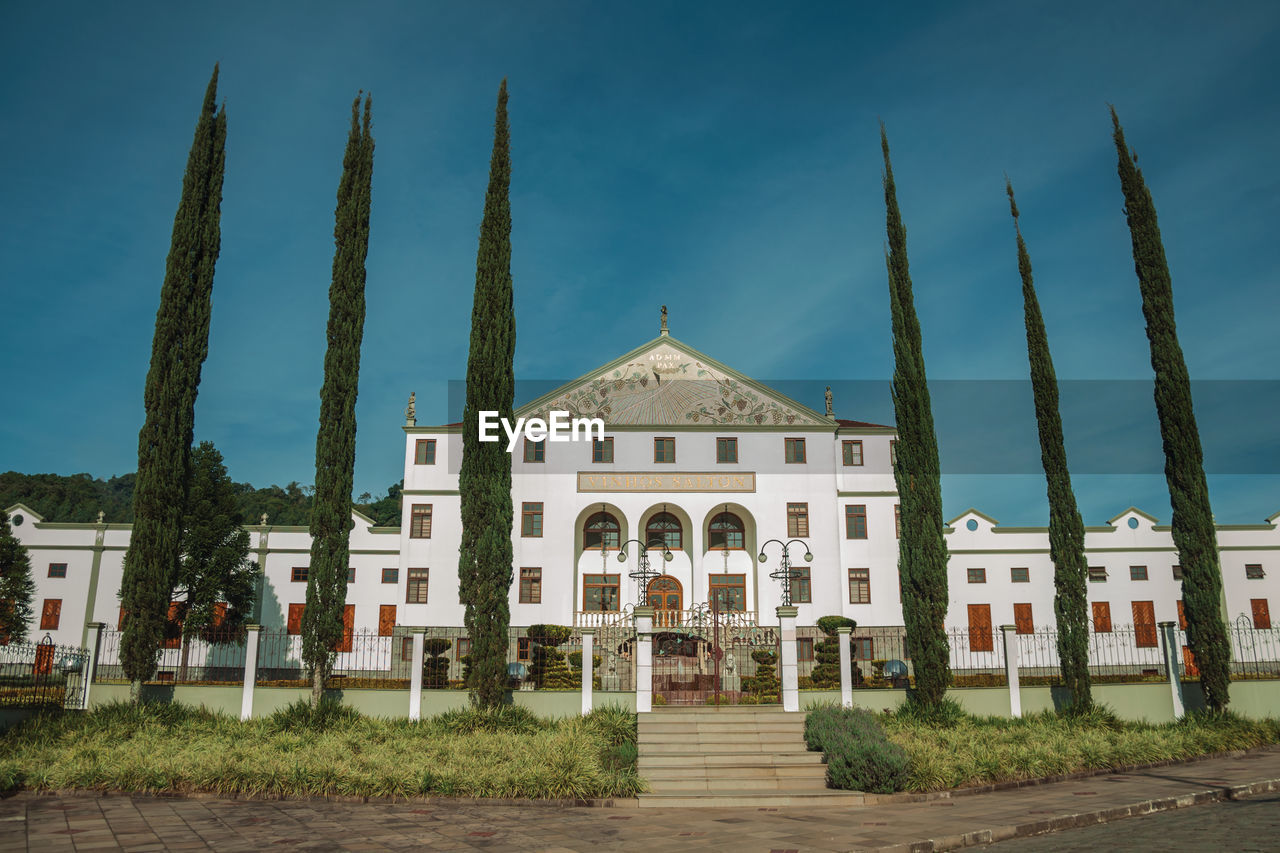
[836,418,896,430]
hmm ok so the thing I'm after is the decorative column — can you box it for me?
[1158,621,1185,720]
[241,624,261,721]
[580,628,595,715]
[1000,624,1022,719]
[634,606,654,712]
[82,621,104,710]
[776,605,799,713]
[837,624,853,709]
[408,627,426,721]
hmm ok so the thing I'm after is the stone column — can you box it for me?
[1000,625,1022,719]
[634,606,654,712]
[408,627,426,721]
[580,628,595,715]
[1159,621,1185,720]
[837,624,853,709]
[776,605,799,713]
[241,624,261,721]
[82,621,104,710]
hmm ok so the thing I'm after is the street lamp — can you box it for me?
[758,539,813,607]
[617,538,674,606]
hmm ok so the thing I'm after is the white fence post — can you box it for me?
[1000,625,1022,718]
[580,628,595,715]
[1159,621,1185,720]
[777,606,799,712]
[240,624,260,721]
[409,627,426,721]
[82,621,104,710]
[634,607,654,713]
[837,624,853,709]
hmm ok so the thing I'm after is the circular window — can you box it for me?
[1127,517,1139,529]
[966,519,978,531]
[10,514,22,527]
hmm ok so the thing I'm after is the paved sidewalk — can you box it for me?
[1,747,1277,852]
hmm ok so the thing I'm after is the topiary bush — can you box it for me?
[422,637,452,688]
[526,625,577,689]
[743,648,780,701]
[804,704,910,793]
[810,616,857,688]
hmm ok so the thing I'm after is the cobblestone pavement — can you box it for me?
[1,747,1277,852]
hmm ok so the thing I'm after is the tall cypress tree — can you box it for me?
[880,126,951,707]
[1111,108,1231,711]
[302,94,374,705]
[458,81,515,709]
[1006,181,1092,712]
[0,513,36,644]
[119,66,226,699]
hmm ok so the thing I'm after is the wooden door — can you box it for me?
[1252,598,1272,629]
[647,576,682,628]
[334,604,355,653]
[379,605,397,637]
[1132,601,1157,647]
[968,604,993,652]
[1013,603,1034,634]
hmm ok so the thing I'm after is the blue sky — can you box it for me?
[2,0,1277,524]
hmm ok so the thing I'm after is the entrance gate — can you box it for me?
[650,599,780,705]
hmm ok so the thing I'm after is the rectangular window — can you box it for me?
[1092,601,1112,633]
[287,603,305,635]
[517,637,532,662]
[1252,599,1272,630]
[709,575,747,612]
[382,567,399,584]
[1010,567,1030,583]
[410,504,432,538]
[1132,600,1157,648]
[406,568,429,604]
[47,563,67,579]
[1013,603,1034,634]
[401,637,414,662]
[415,439,436,465]
[291,566,308,583]
[894,504,901,539]
[1177,599,1187,630]
[378,605,396,637]
[848,568,870,604]
[582,574,620,612]
[524,439,545,463]
[1087,566,1107,583]
[592,437,613,463]
[521,502,543,537]
[967,604,993,652]
[1129,565,1148,581]
[1246,564,1266,580]
[520,568,542,604]
[1172,565,1184,581]
[842,440,863,466]
[654,437,675,463]
[845,505,867,539]
[852,637,874,660]
[347,567,356,584]
[716,437,737,463]
[456,637,472,659]
[39,599,62,630]
[787,503,809,538]
[784,437,806,463]
[797,637,814,662]
[791,567,811,604]
[967,567,987,584]
[890,439,898,466]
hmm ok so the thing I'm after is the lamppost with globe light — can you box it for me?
[757,538,813,607]
[616,538,674,606]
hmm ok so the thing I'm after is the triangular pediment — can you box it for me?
[517,336,832,428]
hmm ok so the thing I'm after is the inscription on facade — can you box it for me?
[577,472,756,493]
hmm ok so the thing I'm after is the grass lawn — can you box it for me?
[0,700,641,799]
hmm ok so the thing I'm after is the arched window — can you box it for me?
[583,511,620,550]
[708,511,745,550]
[645,512,682,550]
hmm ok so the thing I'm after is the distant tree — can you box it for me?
[302,93,375,706]
[458,80,516,709]
[120,65,226,701]
[1111,108,1231,711]
[0,513,36,644]
[880,126,951,709]
[354,479,402,527]
[1005,181,1092,713]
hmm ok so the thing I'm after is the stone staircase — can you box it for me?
[636,705,865,808]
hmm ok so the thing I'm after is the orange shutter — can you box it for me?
[34,644,55,675]
[1252,599,1272,630]
[212,602,227,627]
[1132,601,1157,647]
[287,603,305,635]
[118,606,128,631]
[1013,603,1034,635]
[1181,646,1199,677]
[378,605,396,637]
[1092,601,1112,632]
[968,604,993,652]
[334,604,355,653]
[1176,600,1187,630]
[39,599,62,630]
[162,601,184,649]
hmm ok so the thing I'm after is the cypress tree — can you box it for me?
[458,80,515,709]
[1006,181,1093,712]
[0,513,36,644]
[880,126,951,708]
[119,66,226,699]
[302,94,374,705]
[1111,108,1231,710]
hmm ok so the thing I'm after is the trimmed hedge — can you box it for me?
[804,704,910,793]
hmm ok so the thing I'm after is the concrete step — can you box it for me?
[643,706,793,716]
[646,776,829,793]
[636,791,866,809]
[640,739,813,754]
[641,764,828,782]
[638,720,806,734]
[638,751,824,769]
[636,730,803,745]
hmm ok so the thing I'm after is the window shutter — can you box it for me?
[334,604,356,653]
[1132,601,1157,647]
[1013,603,1034,634]
[1252,599,1272,630]
[967,604,993,652]
[379,605,396,637]
[287,603,305,635]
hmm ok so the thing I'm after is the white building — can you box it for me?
[7,328,1278,654]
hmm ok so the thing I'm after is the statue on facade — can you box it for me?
[660,305,668,335]
[825,386,833,417]
[96,510,105,525]
[405,391,416,425]
[260,513,269,527]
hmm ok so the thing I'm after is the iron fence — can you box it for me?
[95,628,249,685]
[0,636,90,709]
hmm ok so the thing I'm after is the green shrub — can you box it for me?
[526,625,576,689]
[811,616,857,688]
[268,698,362,732]
[805,704,910,793]
[894,695,966,728]
[434,704,543,735]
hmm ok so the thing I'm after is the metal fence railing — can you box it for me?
[95,628,249,685]
[0,636,90,709]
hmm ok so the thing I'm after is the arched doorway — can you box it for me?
[647,575,683,627]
